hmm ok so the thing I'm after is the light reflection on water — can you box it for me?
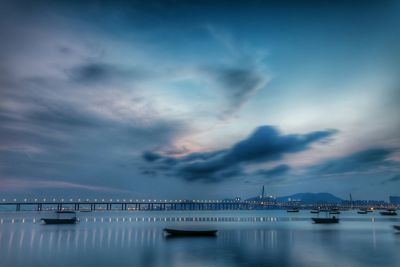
[0,210,399,267]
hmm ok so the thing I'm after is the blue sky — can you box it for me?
[0,0,399,200]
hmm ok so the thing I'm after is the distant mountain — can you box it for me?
[276,193,344,204]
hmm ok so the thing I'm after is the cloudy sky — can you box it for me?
[0,0,399,200]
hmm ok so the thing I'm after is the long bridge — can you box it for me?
[0,198,364,212]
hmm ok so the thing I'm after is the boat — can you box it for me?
[312,216,339,224]
[286,208,300,213]
[393,225,400,231]
[163,228,217,236]
[41,211,78,224]
[380,209,397,216]
[357,210,368,214]
[310,210,320,214]
[312,209,339,224]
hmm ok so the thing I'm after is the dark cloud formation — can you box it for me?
[204,65,268,116]
[381,174,400,184]
[255,164,291,178]
[309,148,396,175]
[68,62,149,84]
[143,126,336,182]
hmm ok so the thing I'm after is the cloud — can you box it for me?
[381,174,400,184]
[201,25,270,117]
[255,164,291,178]
[67,62,149,84]
[204,66,269,116]
[142,125,336,182]
[309,148,396,175]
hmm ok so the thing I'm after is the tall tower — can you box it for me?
[261,185,265,200]
[349,193,353,209]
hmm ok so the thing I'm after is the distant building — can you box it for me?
[389,196,400,205]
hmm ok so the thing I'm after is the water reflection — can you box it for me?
[0,212,399,267]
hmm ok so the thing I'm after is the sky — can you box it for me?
[0,0,399,201]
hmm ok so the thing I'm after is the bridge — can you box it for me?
[0,198,347,212]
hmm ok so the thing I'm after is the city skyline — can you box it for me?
[1,0,399,200]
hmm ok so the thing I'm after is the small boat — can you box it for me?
[310,210,320,214]
[164,228,217,236]
[286,208,300,213]
[380,209,397,216]
[393,225,400,231]
[312,217,339,224]
[41,211,78,224]
[358,210,368,214]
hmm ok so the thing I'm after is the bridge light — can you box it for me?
[70,198,73,202]
[102,199,105,202]
[24,198,27,202]
[86,199,89,202]
[78,199,81,202]
[61,199,64,202]
[43,198,46,202]
[14,198,17,202]
[2,199,5,202]
[34,199,37,202]
[53,198,56,202]
[94,199,97,202]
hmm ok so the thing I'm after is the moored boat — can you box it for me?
[312,217,339,224]
[41,211,78,224]
[380,209,397,216]
[393,225,400,231]
[164,228,217,236]
[358,210,368,214]
[286,208,300,213]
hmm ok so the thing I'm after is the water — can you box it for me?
[1,210,399,267]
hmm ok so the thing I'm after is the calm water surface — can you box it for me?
[0,210,399,267]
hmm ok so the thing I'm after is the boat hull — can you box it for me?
[312,218,339,224]
[164,228,217,236]
[41,218,77,224]
[394,225,400,231]
[380,211,398,216]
